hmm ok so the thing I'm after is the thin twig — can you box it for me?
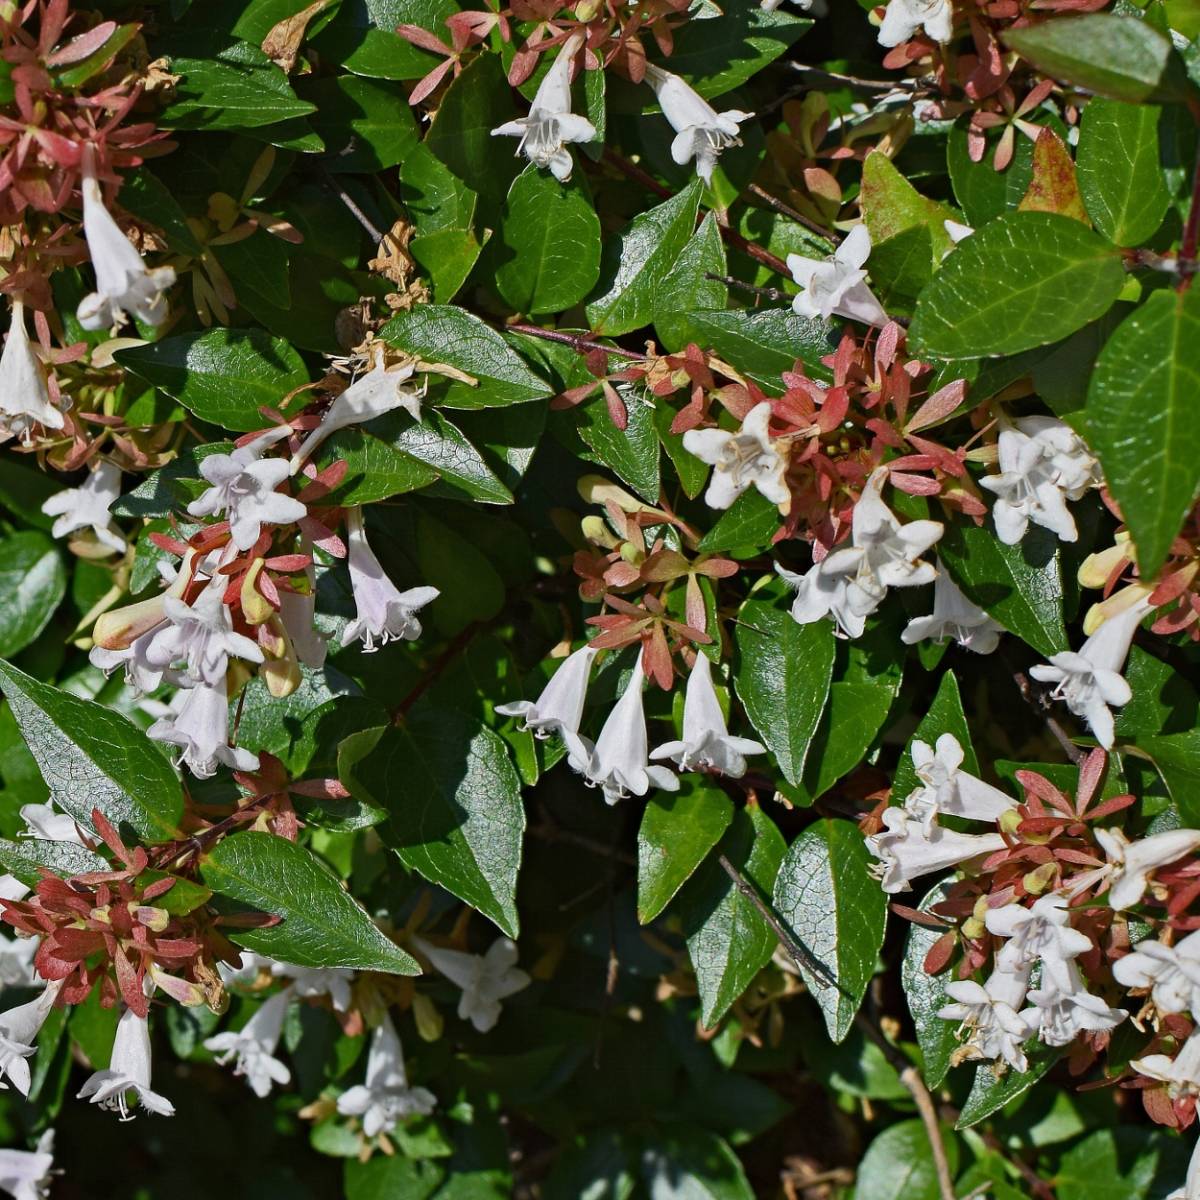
[320,167,384,244]
[506,322,646,362]
[785,63,919,93]
[747,183,840,244]
[704,272,791,304]
[392,623,481,722]
[1012,669,1083,765]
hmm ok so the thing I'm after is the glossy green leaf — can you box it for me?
[116,330,309,432]
[773,818,887,1041]
[201,830,420,974]
[947,117,1035,227]
[0,532,65,659]
[956,1042,1061,1128]
[340,710,525,937]
[900,882,958,1090]
[637,783,734,924]
[1133,730,1200,826]
[696,488,781,553]
[300,75,419,172]
[910,212,1125,359]
[637,1126,754,1200]
[0,659,183,843]
[1085,288,1200,576]
[574,391,660,504]
[653,213,728,353]
[0,836,108,887]
[677,308,834,389]
[855,1119,958,1200]
[387,411,513,504]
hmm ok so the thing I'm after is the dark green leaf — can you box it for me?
[1132,730,1200,826]
[956,1042,1062,1128]
[855,1119,958,1200]
[575,392,660,504]
[637,1126,754,1200]
[0,532,65,658]
[677,308,835,389]
[300,75,418,172]
[697,487,786,553]
[901,882,958,1090]
[653,212,729,352]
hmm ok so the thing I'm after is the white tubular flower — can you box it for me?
[903,732,1014,831]
[77,169,175,331]
[18,802,81,845]
[77,1006,175,1119]
[203,988,292,1099]
[0,879,28,905]
[0,301,64,444]
[416,936,531,1033]
[0,1129,54,1200]
[187,427,305,552]
[938,965,1034,1073]
[89,628,166,696]
[279,558,327,670]
[574,657,681,804]
[681,401,791,511]
[1029,600,1150,750]
[779,468,942,638]
[269,962,355,1012]
[1090,827,1200,912]
[336,1014,435,1137]
[41,459,125,554]
[1023,961,1126,1047]
[218,951,272,989]
[341,507,439,650]
[985,894,1092,990]
[147,674,260,779]
[980,417,1100,546]
[650,653,765,777]
[643,64,752,186]
[0,934,37,990]
[878,0,955,47]
[865,806,1005,894]
[145,579,264,687]
[1166,1133,1200,1200]
[289,353,422,475]
[787,224,889,326]
[496,643,598,738]
[491,32,595,182]
[901,566,1004,654]
[1133,1029,1200,1099]
[0,981,63,1097]
[1113,930,1200,1016]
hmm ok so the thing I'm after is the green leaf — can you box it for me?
[948,117,1035,227]
[0,837,108,888]
[861,150,958,265]
[653,213,728,352]
[0,659,183,843]
[1084,288,1200,576]
[900,882,958,1090]
[637,782,734,924]
[1076,99,1170,247]
[118,168,203,255]
[340,710,525,937]
[311,0,457,82]
[201,830,420,974]
[0,456,59,531]
[319,428,439,505]
[938,514,1068,657]
[494,166,602,316]
[0,532,65,658]
[379,306,551,410]
[542,1129,635,1200]
[1057,1128,1185,1200]
[892,669,977,801]
[574,392,660,504]
[855,1119,958,1200]
[1132,730,1200,826]
[585,180,703,337]
[676,308,834,389]
[387,411,513,504]
[773,818,887,1042]
[909,212,1126,359]
[300,75,419,172]
[111,442,233,519]
[345,1156,444,1200]
[956,1042,1061,1128]
[1004,14,1192,104]
[678,805,786,1028]
[116,329,309,433]
[637,1126,754,1200]
[733,597,835,787]
[697,488,780,553]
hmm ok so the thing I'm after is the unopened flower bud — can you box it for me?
[241,560,275,626]
[1022,862,1058,895]
[411,992,443,1042]
[132,904,171,932]
[998,809,1023,837]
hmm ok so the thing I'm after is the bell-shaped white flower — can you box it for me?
[0,934,37,990]
[985,894,1093,990]
[416,936,531,1033]
[90,627,166,696]
[1089,827,1200,911]
[643,64,752,186]
[681,401,791,511]
[269,962,355,1012]
[787,225,889,326]
[187,427,305,552]
[574,657,681,804]
[336,1014,435,1137]
[901,566,1004,654]
[491,33,596,182]
[145,579,264,687]
[1022,960,1125,1047]
[651,653,765,777]
[279,557,327,670]
[902,732,1015,832]
[204,988,292,1098]
[496,643,597,738]
[0,301,64,444]
[1133,1029,1200,1099]
[1113,930,1200,1017]
[18,802,81,845]
[1029,600,1150,749]
[147,674,260,779]
[0,981,63,1097]
[865,806,1005,894]
[289,353,422,476]
[0,1129,55,1200]
[342,507,439,651]
[77,168,176,331]
[779,467,942,638]
[41,459,125,554]
[878,0,955,47]
[77,1006,175,1119]
[938,964,1034,1073]
[980,416,1099,546]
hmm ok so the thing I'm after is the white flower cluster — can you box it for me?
[498,644,764,806]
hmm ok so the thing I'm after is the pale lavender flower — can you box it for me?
[1022,960,1126,1047]
[865,805,1005,894]
[0,1129,55,1200]
[938,964,1034,1072]
[41,460,125,554]
[336,1014,435,1137]
[0,981,63,1097]
[985,894,1093,990]
[0,301,63,444]
[901,566,1004,654]
[496,643,597,738]
[145,579,263,687]
[147,674,260,778]
[1113,930,1200,1016]
[204,988,292,1098]
[878,0,954,47]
